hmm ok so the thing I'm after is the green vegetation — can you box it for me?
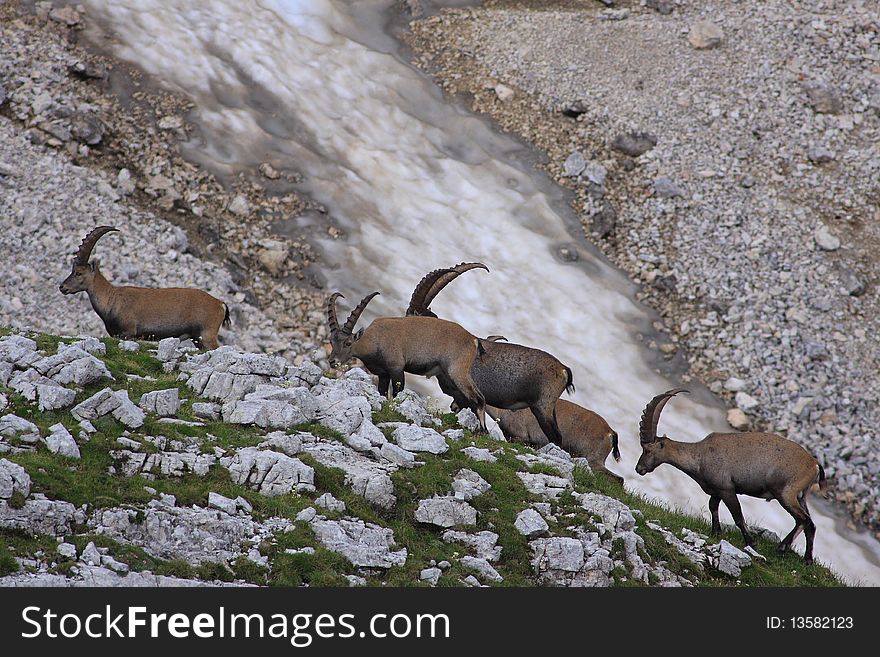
[0,329,845,587]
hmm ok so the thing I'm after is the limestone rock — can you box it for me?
[514,508,549,537]
[45,423,80,459]
[415,496,477,528]
[222,448,315,495]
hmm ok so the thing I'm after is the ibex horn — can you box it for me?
[342,292,379,335]
[406,262,488,316]
[327,292,344,336]
[639,388,689,445]
[74,226,119,266]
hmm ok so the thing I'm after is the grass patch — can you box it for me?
[573,468,842,587]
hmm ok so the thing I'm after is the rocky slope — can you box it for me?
[0,2,329,360]
[404,0,880,533]
[0,331,839,586]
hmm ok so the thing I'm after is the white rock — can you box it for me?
[258,432,303,456]
[577,493,636,531]
[456,408,481,432]
[300,439,396,508]
[443,429,465,441]
[723,377,747,392]
[517,472,571,499]
[814,225,841,251]
[393,425,448,454]
[688,20,723,49]
[192,402,221,421]
[296,507,317,523]
[563,151,586,177]
[452,468,491,500]
[111,390,146,429]
[393,390,432,426]
[45,424,80,459]
[207,492,239,515]
[228,195,251,217]
[139,388,181,416]
[314,492,346,513]
[415,496,477,527]
[380,442,418,468]
[514,508,549,537]
[224,399,308,429]
[37,385,76,412]
[462,447,496,463]
[441,530,502,562]
[71,387,117,421]
[419,567,442,586]
[310,516,407,569]
[0,414,39,437]
[118,340,140,352]
[734,392,759,411]
[80,542,102,566]
[0,336,38,366]
[222,448,315,496]
[0,495,84,536]
[52,355,112,386]
[530,537,585,572]
[89,501,290,564]
[156,338,181,361]
[57,542,77,559]
[494,83,514,102]
[0,459,30,499]
[461,556,503,583]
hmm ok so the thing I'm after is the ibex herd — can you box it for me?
[58,228,827,563]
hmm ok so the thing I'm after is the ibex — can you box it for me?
[59,226,230,349]
[327,292,488,429]
[406,267,572,446]
[636,389,826,563]
[491,400,622,484]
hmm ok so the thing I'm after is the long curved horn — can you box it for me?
[327,292,344,336]
[406,262,489,316]
[639,388,689,444]
[74,226,119,265]
[343,292,379,334]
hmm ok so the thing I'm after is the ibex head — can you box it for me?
[406,262,488,317]
[327,291,379,366]
[635,388,689,475]
[59,226,118,295]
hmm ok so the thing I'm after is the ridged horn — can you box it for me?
[406,262,489,316]
[342,292,379,335]
[74,226,118,266]
[639,388,689,444]
[327,292,344,336]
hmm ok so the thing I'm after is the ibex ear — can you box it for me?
[354,328,364,341]
[89,261,97,271]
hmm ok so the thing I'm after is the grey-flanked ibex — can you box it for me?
[407,265,572,446]
[59,226,230,349]
[327,292,488,429]
[491,400,622,484]
[636,389,826,563]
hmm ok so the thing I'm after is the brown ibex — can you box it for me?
[636,389,826,563]
[327,292,488,429]
[491,400,622,484]
[407,266,573,446]
[59,226,230,349]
